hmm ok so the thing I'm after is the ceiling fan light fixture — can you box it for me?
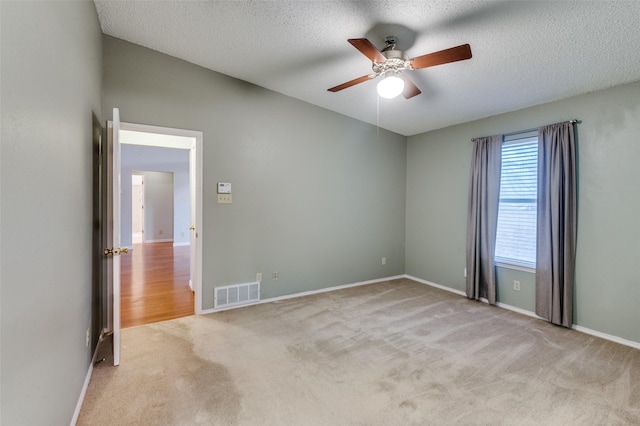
[377,72,404,99]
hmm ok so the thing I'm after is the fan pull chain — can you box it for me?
[376,92,380,140]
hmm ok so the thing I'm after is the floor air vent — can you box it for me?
[215,282,260,309]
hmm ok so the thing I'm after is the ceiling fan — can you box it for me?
[328,36,472,99]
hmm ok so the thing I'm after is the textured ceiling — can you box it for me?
[94,1,640,136]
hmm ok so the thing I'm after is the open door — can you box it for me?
[105,107,124,366]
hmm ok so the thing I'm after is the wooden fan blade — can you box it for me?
[400,75,421,99]
[327,74,375,92]
[410,44,472,70]
[348,38,386,63]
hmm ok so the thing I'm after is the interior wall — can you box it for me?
[406,80,640,344]
[0,1,103,424]
[103,36,407,310]
[121,144,190,247]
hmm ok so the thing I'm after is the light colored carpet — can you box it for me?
[78,278,640,425]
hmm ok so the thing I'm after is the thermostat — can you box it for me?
[217,182,231,194]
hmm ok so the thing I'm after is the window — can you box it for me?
[495,132,538,270]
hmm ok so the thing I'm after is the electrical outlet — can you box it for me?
[381,257,387,265]
[464,267,467,278]
[513,280,521,291]
[159,229,163,235]
[256,272,262,282]
[272,272,278,281]
[85,328,90,347]
[217,194,232,204]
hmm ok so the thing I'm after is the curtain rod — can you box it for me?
[472,119,580,142]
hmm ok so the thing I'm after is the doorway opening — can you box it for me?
[119,123,203,327]
[122,169,189,327]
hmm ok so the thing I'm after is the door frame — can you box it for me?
[119,121,204,315]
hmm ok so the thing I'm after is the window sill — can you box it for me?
[495,261,535,274]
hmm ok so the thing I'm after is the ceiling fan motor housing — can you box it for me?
[373,49,411,77]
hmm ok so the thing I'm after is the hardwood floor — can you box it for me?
[121,242,194,328]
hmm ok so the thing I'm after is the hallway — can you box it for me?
[120,242,193,328]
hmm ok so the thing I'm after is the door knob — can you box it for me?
[104,247,129,256]
[189,226,195,231]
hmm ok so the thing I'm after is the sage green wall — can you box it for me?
[103,37,407,310]
[406,81,640,344]
[0,1,103,424]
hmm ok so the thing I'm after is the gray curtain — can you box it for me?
[466,135,502,304]
[536,122,577,327]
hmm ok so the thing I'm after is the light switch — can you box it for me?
[217,194,232,204]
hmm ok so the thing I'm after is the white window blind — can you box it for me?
[495,132,538,269]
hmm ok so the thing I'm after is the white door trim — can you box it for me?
[119,121,204,315]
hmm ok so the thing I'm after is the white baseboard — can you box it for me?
[173,242,190,247]
[573,324,640,350]
[199,274,640,350]
[494,301,546,320]
[200,275,406,315]
[71,330,111,425]
[144,238,173,244]
[406,275,467,297]
[70,362,93,425]
[405,274,640,350]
